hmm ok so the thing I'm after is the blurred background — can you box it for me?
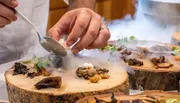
[48,0,180,43]
[47,0,136,30]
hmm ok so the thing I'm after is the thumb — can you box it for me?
[0,0,18,8]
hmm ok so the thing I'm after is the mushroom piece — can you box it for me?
[13,62,29,75]
[151,56,173,68]
[126,59,143,66]
[34,76,62,90]
[100,73,110,79]
[156,63,173,68]
[27,72,36,79]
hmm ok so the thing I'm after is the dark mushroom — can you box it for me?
[13,62,29,75]
[127,59,143,66]
[27,72,36,79]
[34,76,62,90]
[151,56,173,68]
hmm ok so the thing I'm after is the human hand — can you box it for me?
[0,0,18,28]
[49,8,110,54]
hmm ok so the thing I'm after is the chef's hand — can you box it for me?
[0,0,18,28]
[49,8,110,54]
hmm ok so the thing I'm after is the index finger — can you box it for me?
[66,11,91,46]
[0,0,18,8]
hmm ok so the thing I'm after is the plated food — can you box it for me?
[76,63,110,83]
[5,51,129,103]
[99,36,180,91]
[76,91,180,103]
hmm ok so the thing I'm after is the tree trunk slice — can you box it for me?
[5,64,129,103]
[126,58,180,91]
[76,90,180,103]
[108,41,180,91]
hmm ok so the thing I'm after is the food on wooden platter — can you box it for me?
[99,36,180,91]
[76,91,180,103]
[5,51,129,103]
[76,63,110,83]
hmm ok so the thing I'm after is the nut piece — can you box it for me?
[89,74,100,83]
[100,73,110,79]
[126,59,143,66]
[41,68,51,76]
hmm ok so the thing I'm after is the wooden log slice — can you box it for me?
[5,62,129,103]
[108,41,180,91]
[76,90,180,103]
[127,58,180,91]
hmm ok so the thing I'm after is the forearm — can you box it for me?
[68,0,96,10]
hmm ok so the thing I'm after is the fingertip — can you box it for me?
[13,15,18,21]
[72,48,79,54]
[11,1,18,8]
[48,30,60,41]
[66,40,74,47]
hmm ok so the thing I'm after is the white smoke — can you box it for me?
[107,0,178,43]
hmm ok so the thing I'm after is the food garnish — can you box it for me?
[124,58,144,66]
[172,47,180,56]
[76,63,110,83]
[13,62,29,75]
[151,56,173,69]
[27,72,36,79]
[34,77,62,90]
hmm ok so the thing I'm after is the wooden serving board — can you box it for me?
[108,41,180,91]
[76,91,180,103]
[5,62,129,103]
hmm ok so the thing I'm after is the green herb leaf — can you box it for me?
[172,47,180,56]
[129,36,135,40]
[110,46,117,52]
[33,57,50,69]
[166,98,180,103]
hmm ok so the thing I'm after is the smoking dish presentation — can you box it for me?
[5,42,129,103]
